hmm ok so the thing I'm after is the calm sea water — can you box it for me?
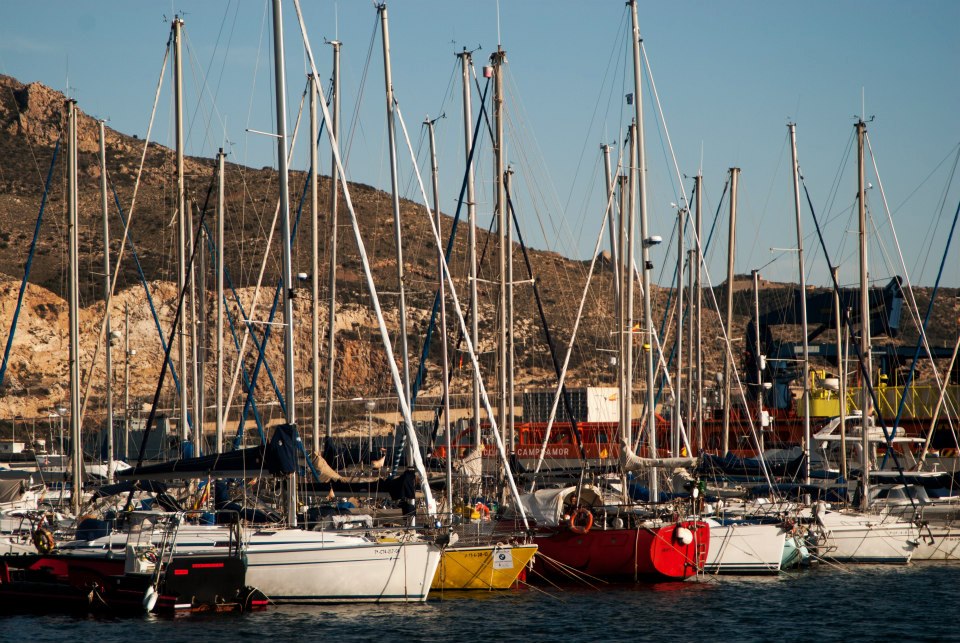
[2,562,957,643]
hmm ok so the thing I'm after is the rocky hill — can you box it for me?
[0,75,956,434]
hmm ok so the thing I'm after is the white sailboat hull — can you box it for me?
[814,510,917,563]
[0,534,36,555]
[62,523,442,603]
[911,523,960,561]
[242,529,441,602]
[703,520,785,574]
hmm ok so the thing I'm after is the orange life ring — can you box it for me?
[569,507,593,534]
[33,527,55,554]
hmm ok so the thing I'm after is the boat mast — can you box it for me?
[492,46,508,453]
[629,0,657,498]
[197,213,207,454]
[173,16,190,450]
[833,266,848,483]
[625,123,636,450]
[67,99,82,515]
[694,173,703,453]
[618,173,628,457]
[187,199,201,456]
[98,120,114,482]
[506,166,516,453]
[291,2,438,515]
[856,118,871,511]
[124,301,130,459]
[752,269,764,453]
[378,5,413,422]
[674,209,684,457]
[788,123,811,485]
[426,115,453,517]
[310,72,320,454]
[722,167,740,455]
[457,49,482,450]
[324,41,342,453]
[216,149,225,453]
[686,247,695,454]
[271,0,298,524]
[602,144,620,299]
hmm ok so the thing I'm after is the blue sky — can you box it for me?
[1,1,958,289]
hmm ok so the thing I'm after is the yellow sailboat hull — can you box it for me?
[431,544,537,590]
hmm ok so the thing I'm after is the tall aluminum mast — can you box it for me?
[426,115,452,517]
[856,119,871,511]
[271,0,298,524]
[187,199,201,456]
[602,144,620,299]
[694,173,703,452]
[674,209,684,457]
[310,73,320,454]
[98,120,114,482]
[378,5,412,416]
[492,46,508,451]
[686,247,696,454]
[67,99,82,515]
[324,41,342,452]
[629,0,657,498]
[722,168,740,455]
[173,16,190,448]
[457,49,482,448]
[788,123,811,484]
[216,149,225,453]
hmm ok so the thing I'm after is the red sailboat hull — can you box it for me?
[529,520,709,582]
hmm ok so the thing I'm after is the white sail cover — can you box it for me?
[619,438,696,473]
[504,485,604,527]
[455,445,484,487]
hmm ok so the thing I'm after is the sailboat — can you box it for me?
[418,41,538,591]
[495,3,708,584]
[783,119,919,564]
[56,4,444,603]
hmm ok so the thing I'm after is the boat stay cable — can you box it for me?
[0,136,60,392]
[801,177,919,511]
[393,102,528,527]
[527,146,623,486]
[294,0,438,516]
[77,38,171,431]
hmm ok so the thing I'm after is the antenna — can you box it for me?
[335,0,339,41]
[496,0,502,47]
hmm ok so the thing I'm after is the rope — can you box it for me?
[393,98,527,527]
[77,36,171,431]
[880,192,959,461]
[0,136,60,391]
[222,83,309,441]
[801,178,917,509]
[125,163,217,509]
[507,188,587,464]
[236,109,324,445]
[399,78,490,470]
[529,147,621,483]
[199,219,266,436]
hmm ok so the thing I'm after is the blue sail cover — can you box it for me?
[265,424,299,475]
[119,424,301,479]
